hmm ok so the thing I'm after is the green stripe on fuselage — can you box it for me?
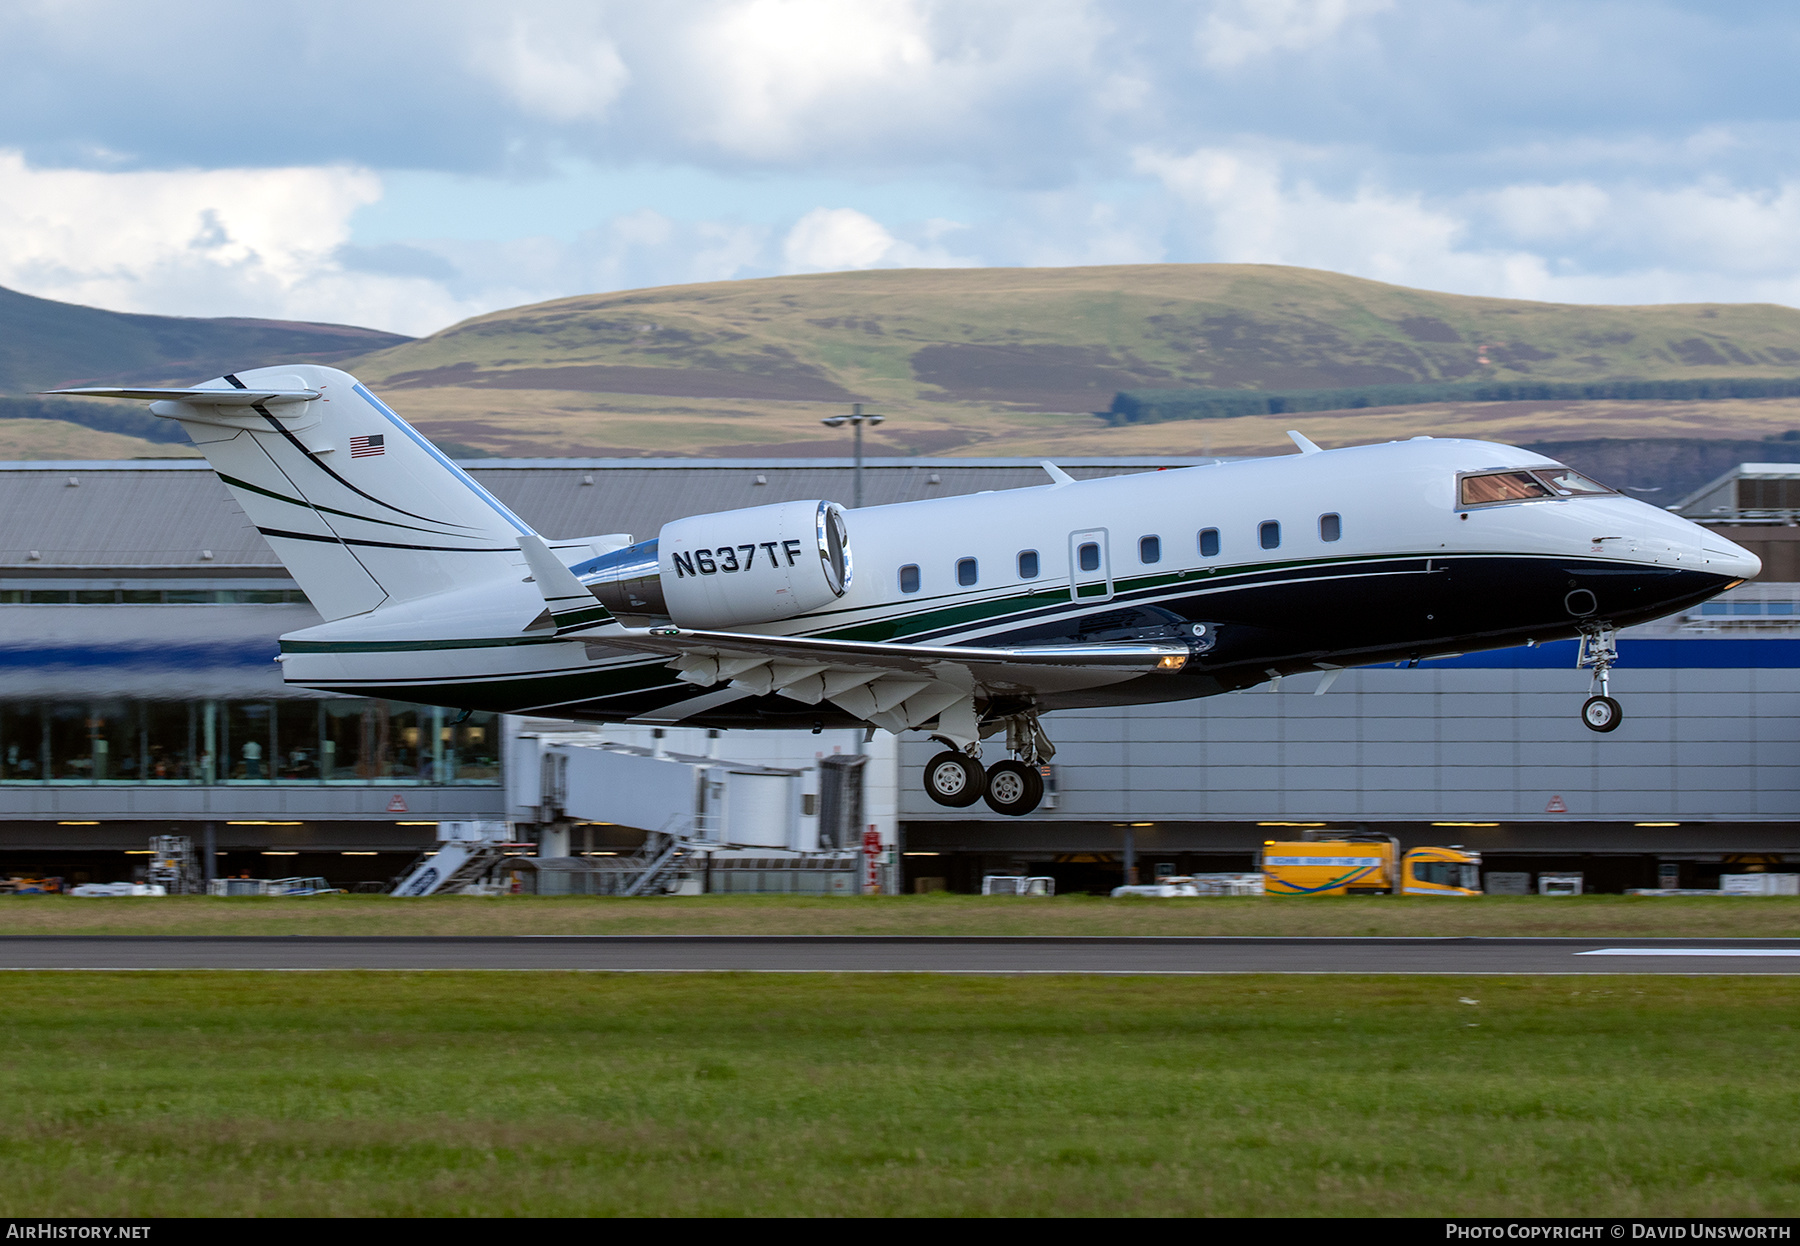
[276,549,1488,658]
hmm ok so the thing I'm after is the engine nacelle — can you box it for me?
[657,499,851,628]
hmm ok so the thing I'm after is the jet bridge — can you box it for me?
[518,732,812,852]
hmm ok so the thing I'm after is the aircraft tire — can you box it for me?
[1581,695,1623,733]
[982,760,1044,816]
[923,750,986,807]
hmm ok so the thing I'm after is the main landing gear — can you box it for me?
[1577,623,1623,733]
[922,712,1054,816]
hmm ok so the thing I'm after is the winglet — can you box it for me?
[1287,430,1323,455]
[518,533,619,634]
[1041,461,1076,486]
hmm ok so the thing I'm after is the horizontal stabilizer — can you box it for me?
[40,386,319,406]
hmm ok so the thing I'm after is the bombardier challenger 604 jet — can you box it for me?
[53,365,1759,817]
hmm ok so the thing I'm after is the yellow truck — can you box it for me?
[1260,833,1481,897]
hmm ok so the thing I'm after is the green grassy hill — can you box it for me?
[12,263,1800,462]
[349,263,1800,411]
[0,283,412,395]
[325,263,1800,461]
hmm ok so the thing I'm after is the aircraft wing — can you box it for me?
[518,531,1187,741]
[587,625,1189,741]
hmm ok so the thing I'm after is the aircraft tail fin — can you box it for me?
[47,364,536,620]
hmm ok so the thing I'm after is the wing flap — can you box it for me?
[611,625,1189,673]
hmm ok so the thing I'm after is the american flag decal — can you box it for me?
[349,434,385,458]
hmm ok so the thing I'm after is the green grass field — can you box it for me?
[3,892,1800,938]
[0,973,1794,1217]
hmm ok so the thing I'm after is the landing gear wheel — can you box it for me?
[1581,695,1623,733]
[924,750,986,808]
[982,760,1044,816]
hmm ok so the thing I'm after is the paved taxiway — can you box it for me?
[1,936,1798,973]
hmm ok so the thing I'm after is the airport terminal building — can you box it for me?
[1,456,1795,894]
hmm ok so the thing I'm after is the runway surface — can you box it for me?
[1,936,1799,973]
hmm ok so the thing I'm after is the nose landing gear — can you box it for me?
[1577,623,1623,733]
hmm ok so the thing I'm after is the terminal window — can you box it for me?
[0,589,310,605]
[0,698,500,786]
[1701,601,1795,616]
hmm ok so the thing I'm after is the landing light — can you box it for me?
[1156,655,1187,671]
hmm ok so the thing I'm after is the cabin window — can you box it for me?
[1259,521,1281,550]
[1077,542,1101,572]
[957,557,978,587]
[1319,513,1341,542]
[1198,528,1220,558]
[1017,550,1039,579]
[899,564,920,594]
[1139,535,1161,564]
[1459,471,1553,507]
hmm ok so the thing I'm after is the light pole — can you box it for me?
[820,403,886,790]
[820,403,883,509]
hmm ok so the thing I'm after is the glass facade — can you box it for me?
[0,699,500,786]
[0,589,310,604]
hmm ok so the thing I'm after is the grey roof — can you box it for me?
[0,457,1203,572]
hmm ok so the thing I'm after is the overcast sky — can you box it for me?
[3,0,1798,336]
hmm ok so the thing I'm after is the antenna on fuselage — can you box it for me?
[1287,430,1323,455]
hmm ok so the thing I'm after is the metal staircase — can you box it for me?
[391,822,515,896]
[620,830,690,897]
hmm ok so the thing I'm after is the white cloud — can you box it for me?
[782,208,901,270]
[1197,0,1394,69]
[1136,142,1800,308]
[1136,145,1548,294]
[667,0,1109,167]
[471,13,630,123]
[780,207,974,271]
[0,150,484,335]
[689,0,935,159]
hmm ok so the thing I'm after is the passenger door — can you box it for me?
[1068,529,1112,602]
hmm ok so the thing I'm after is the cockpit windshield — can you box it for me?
[1459,466,1616,509]
[1459,471,1552,506]
[1536,467,1613,496]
